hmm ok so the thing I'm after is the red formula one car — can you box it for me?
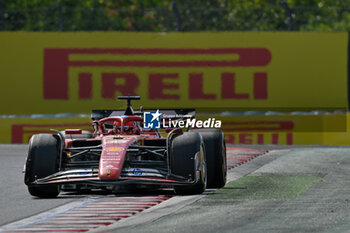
[24,96,226,198]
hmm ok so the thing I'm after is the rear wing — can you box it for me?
[92,110,125,121]
[91,109,195,121]
[144,109,195,120]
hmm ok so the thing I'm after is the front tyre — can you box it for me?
[190,129,227,189]
[171,132,207,195]
[24,134,61,198]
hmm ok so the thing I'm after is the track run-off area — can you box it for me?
[1,144,350,233]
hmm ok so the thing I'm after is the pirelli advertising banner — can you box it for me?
[0,32,347,114]
[1,113,348,145]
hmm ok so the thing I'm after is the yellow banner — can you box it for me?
[202,114,347,145]
[0,32,347,114]
[1,113,349,145]
[3,117,91,144]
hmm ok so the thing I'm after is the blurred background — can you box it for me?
[1,0,350,32]
[1,0,350,146]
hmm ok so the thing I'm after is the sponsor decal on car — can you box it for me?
[132,168,143,176]
[106,147,124,152]
[112,139,128,143]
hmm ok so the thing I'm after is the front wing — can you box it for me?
[31,167,199,187]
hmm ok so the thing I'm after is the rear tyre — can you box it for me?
[171,132,207,195]
[24,134,61,198]
[190,129,226,189]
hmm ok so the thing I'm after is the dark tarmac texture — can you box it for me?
[116,148,350,233]
[0,144,99,226]
[2,145,350,233]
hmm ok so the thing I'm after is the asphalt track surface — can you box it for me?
[1,144,350,232]
[0,144,89,226]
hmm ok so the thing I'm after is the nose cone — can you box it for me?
[98,136,134,179]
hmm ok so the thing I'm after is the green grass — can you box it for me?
[208,175,322,199]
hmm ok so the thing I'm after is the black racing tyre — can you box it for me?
[171,132,207,195]
[60,130,93,139]
[24,134,61,198]
[190,129,227,189]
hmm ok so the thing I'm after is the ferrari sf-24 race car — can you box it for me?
[24,96,227,198]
